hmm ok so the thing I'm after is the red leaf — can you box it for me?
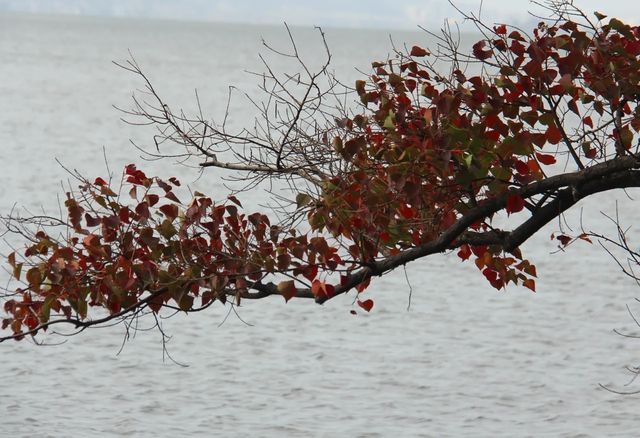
[26,267,42,287]
[546,125,563,144]
[303,265,318,282]
[311,279,332,298]
[324,284,336,298]
[472,40,492,60]
[485,130,500,142]
[583,116,593,128]
[399,204,416,219]
[527,159,541,174]
[523,263,537,277]
[342,136,366,160]
[355,277,370,293]
[457,244,472,261]
[482,268,498,283]
[311,280,322,297]
[24,314,39,330]
[82,234,101,248]
[227,195,243,207]
[556,234,572,246]
[135,202,150,219]
[125,164,148,185]
[119,207,130,223]
[277,254,291,271]
[146,194,160,207]
[84,213,101,227]
[156,178,172,193]
[410,45,429,57]
[523,278,536,292]
[441,210,456,229]
[148,295,164,313]
[159,204,179,219]
[165,191,181,203]
[494,24,507,35]
[224,205,238,218]
[94,177,108,186]
[514,160,530,175]
[471,245,487,257]
[577,233,592,243]
[567,99,580,116]
[357,299,374,312]
[124,274,137,291]
[535,152,556,165]
[506,194,525,214]
[523,60,542,77]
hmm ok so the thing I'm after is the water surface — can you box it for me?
[1,12,639,437]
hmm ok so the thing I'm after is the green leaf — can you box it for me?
[388,73,403,86]
[178,294,194,312]
[77,299,88,319]
[157,219,177,239]
[332,137,343,154]
[94,196,108,209]
[608,18,625,31]
[594,11,607,21]
[310,213,325,231]
[13,263,23,281]
[383,111,396,130]
[296,193,312,209]
[490,165,512,181]
[41,296,56,323]
[447,125,469,142]
[26,267,41,287]
[620,126,634,149]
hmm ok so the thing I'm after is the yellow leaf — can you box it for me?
[277,280,297,302]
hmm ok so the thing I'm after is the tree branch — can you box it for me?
[234,157,640,304]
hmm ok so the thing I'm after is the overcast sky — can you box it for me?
[0,0,636,30]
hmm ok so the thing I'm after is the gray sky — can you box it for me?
[0,0,636,30]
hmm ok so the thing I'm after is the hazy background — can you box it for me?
[0,0,637,30]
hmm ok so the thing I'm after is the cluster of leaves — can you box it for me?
[2,165,351,339]
[306,13,640,291]
[3,10,640,341]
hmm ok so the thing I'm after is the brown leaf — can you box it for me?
[277,280,297,302]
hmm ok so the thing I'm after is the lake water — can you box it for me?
[1,12,640,437]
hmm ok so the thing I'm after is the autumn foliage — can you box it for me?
[3,4,640,341]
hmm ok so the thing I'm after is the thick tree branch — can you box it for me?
[235,158,640,304]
